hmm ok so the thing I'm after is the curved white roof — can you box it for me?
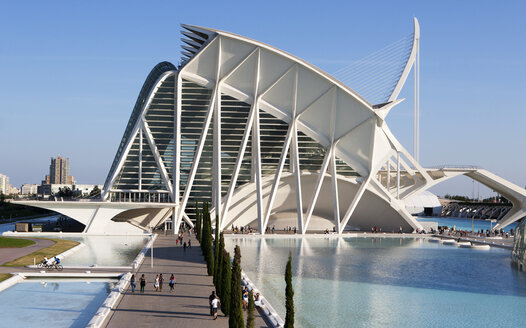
[178,24,408,178]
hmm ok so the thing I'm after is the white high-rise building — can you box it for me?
[0,174,9,195]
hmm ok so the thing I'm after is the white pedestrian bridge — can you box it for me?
[15,21,526,235]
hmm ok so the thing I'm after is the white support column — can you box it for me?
[250,64,264,232]
[213,90,222,219]
[213,38,222,226]
[330,151,341,233]
[291,67,304,234]
[386,158,390,191]
[303,147,332,234]
[338,175,372,234]
[173,73,182,234]
[397,152,400,199]
[262,123,294,233]
[139,127,143,190]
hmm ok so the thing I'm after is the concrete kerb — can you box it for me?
[241,270,284,328]
[87,272,132,328]
[0,273,25,293]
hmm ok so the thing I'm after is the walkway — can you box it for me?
[104,234,269,328]
[0,237,55,265]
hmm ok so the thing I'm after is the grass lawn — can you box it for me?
[0,236,36,248]
[2,238,79,267]
[0,273,12,282]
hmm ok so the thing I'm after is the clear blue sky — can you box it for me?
[1,0,525,198]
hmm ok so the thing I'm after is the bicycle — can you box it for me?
[46,263,63,271]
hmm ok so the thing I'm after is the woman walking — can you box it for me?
[130,274,136,293]
[159,273,164,291]
[169,274,175,291]
[140,274,146,293]
[154,274,160,292]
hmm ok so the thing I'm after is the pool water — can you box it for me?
[226,237,526,327]
[0,278,116,328]
[58,235,150,266]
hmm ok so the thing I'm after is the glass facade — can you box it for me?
[105,64,357,215]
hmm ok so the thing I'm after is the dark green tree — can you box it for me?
[89,185,101,198]
[215,232,225,297]
[247,289,255,328]
[203,203,214,275]
[57,186,73,198]
[213,215,221,286]
[229,245,244,328]
[285,252,294,328]
[221,249,232,316]
[195,202,201,241]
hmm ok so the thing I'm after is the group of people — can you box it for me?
[130,273,176,293]
[231,225,256,234]
[438,226,513,238]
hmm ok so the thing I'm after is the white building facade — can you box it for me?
[17,21,526,234]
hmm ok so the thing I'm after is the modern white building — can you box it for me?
[16,20,526,234]
[0,174,9,195]
[21,184,39,195]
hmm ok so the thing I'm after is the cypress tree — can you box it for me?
[230,245,244,328]
[247,289,255,328]
[215,232,225,296]
[203,203,214,275]
[213,215,221,286]
[285,252,294,328]
[208,206,214,275]
[221,249,231,316]
[195,203,201,242]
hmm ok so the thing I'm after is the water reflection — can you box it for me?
[226,236,526,327]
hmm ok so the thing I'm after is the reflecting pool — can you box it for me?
[57,235,150,266]
[226,237,526,327]
[0,278,116,328]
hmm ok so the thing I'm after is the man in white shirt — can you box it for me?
[211,297,220,320]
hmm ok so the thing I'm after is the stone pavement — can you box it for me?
[104,234,269,328]
[0,237,55,265]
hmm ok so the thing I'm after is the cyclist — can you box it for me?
[53,257,61,269]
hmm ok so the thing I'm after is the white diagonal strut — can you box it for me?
[141,120,174,197]
[176,87,217,228]
[302,147,332,234]
[338,174,372,234]
[262,123,294,233]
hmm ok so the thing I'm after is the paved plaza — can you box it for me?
[103,234,269,328]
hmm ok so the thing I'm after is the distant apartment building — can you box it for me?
[0,173,9,194]
[49,156,74,184]
[21,184,39,195]
[8,186,19,195]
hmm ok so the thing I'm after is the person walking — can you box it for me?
[183,241,187,252]
[211,295,220,320]
[169,274,175,291]
[140,274,146,293]
[209,291,216,316]
[159,273,164,291]
[154,274,160,292]
[130,274,136,293]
